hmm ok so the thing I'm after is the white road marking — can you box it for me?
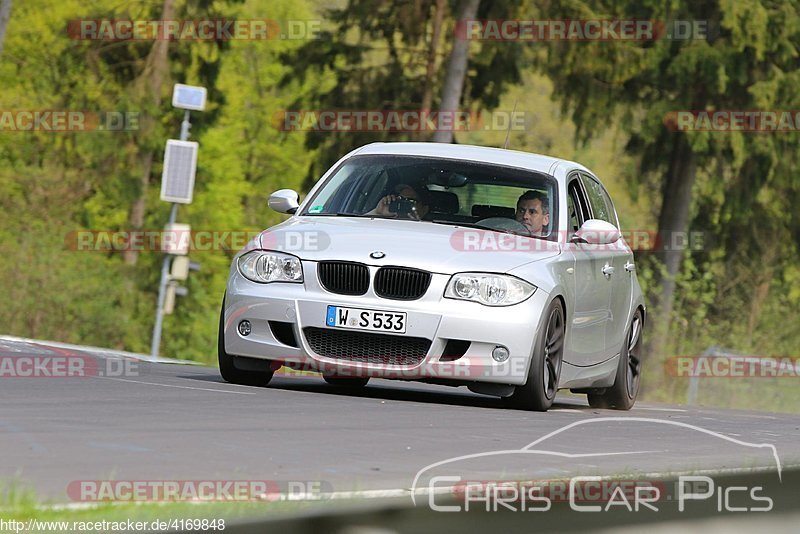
[553,450,665,457]
[0,335,199,365]
[97,376,256,395]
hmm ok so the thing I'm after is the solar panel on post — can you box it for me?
[160,140,199,204]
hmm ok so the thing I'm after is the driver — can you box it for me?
[515,190,550,236]
[367,182,430,220]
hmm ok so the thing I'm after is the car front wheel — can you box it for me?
[506,299,565,412]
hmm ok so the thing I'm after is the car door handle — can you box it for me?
[602,264,615,277]
[624,261,635,272]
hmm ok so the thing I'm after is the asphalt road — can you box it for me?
[1,336,798,503]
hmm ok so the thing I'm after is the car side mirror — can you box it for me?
[571,219,620,245]
[268,189,300,214]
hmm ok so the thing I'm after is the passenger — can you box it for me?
[368,183,430,221]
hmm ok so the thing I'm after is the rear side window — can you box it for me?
[567,176,591,235]
[580,173,617,228]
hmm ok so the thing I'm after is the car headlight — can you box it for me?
[237,250,303,284]
[444,273,535,306]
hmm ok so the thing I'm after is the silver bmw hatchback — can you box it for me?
[220,142,645,411]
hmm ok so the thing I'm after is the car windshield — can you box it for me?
[300,155,558,238]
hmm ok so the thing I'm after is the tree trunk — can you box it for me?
[123,0,175,266]
[432,0,479,144]
[419,0,447,119]
[0,0,12,57]
[646,133,697,377]
[747,276,771,338]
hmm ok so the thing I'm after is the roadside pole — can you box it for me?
[150,85,206,357]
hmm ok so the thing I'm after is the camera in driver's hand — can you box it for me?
[388,196,417,216]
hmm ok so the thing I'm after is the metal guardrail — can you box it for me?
[687,346,737,404]
[686,346,798,404]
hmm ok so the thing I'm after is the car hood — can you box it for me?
[257,217,560,275]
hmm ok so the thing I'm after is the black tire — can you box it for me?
[218,299,273,387]
[506,299,565,412]
[588,309,643,410]
[322,375,370,388]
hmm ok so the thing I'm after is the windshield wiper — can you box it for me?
[304,211,361,217]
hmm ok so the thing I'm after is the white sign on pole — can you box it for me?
[160,140,198,204]
[172,84,207,111]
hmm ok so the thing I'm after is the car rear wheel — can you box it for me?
[322,375,370,388]
[587,309,643,410]
[218,299,274,387]
[506,299,565,412]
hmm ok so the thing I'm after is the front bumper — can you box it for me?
[223,261,550,386]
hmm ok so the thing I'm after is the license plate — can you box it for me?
[326,305,407,334]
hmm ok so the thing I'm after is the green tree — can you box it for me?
[280,0,525,185]
[163,0,318,361]
[529,0,800,382]
[0,0,316,361]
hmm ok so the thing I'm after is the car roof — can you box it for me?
[352,142,589,178]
